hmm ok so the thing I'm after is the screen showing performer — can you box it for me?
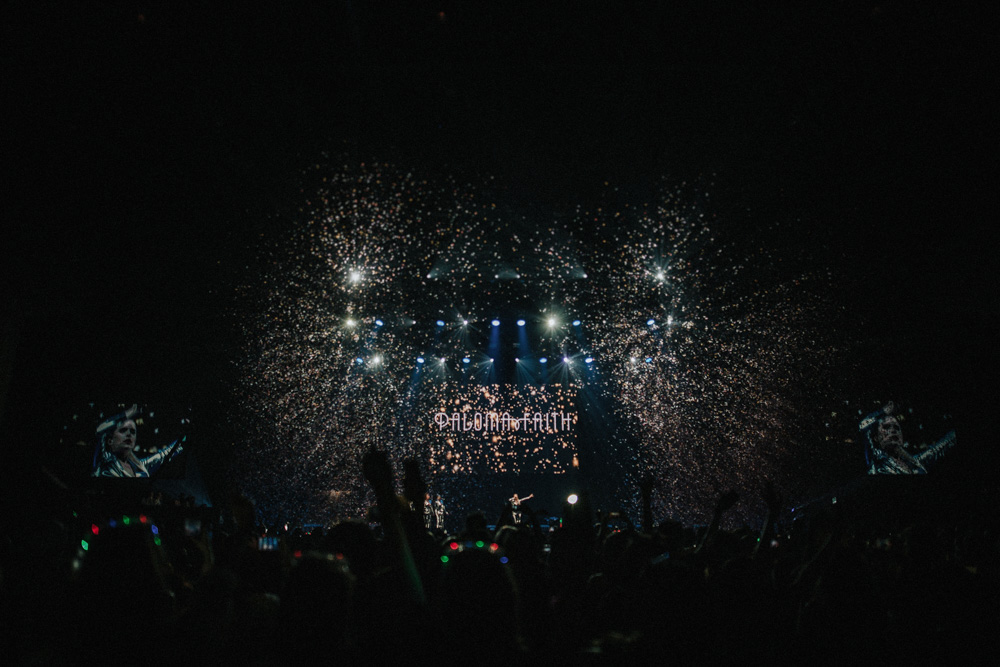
[91,403,187,478]
[859,401,955,475]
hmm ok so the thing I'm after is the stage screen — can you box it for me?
[423,384,579,475]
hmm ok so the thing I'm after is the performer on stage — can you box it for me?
[433,494,445,531]
[92,404,185,478]
[859,402,955,475]
[423,492,433,529]
[508,492,533,524]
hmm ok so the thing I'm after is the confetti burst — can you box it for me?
[231,161,856,526]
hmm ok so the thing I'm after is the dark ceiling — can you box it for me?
[3,1,996,452]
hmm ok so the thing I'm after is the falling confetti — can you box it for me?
[230,160,857,527]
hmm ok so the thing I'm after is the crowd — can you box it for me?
[2,451,997,665]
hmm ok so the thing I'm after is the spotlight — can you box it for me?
[515,358,520,363]
[647,318,655,326]
[563,356,570,363]
[440,358,446,364]
[355,357,364,365]
[572,319,581,327]
[667,315,673,326]
[372,355,382,365]
[517,319,526,327]
[630,356,637,363]
[567,494,579,505]
[489,358,494,363]
[656,270,665,281]
[375,319,384,327]
[417,357,425,364]
[462,319,468,326]
[645,357,653,363]
[547,317,557,328]
[491,319,500,327]
[462,357,470,364]
[349,270,361,283]
[585,357,594,364]
[539,357,548,364]
[436,320,445,327]
[346,319,356,328]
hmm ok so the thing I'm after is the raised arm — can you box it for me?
[695,490,739,554]
[753,480,782,558]
[362,449,426,606]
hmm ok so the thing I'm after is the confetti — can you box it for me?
[231,162,854,526]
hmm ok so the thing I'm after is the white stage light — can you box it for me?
[517,319,526,327]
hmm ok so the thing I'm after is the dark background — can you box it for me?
[3,2,996,500]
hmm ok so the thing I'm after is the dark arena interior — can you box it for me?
[2,2,998,663]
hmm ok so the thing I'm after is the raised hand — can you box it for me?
[362,448,394,497]
[402,458,426,509]
[761,480,782,514]
[715,490,739,513]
